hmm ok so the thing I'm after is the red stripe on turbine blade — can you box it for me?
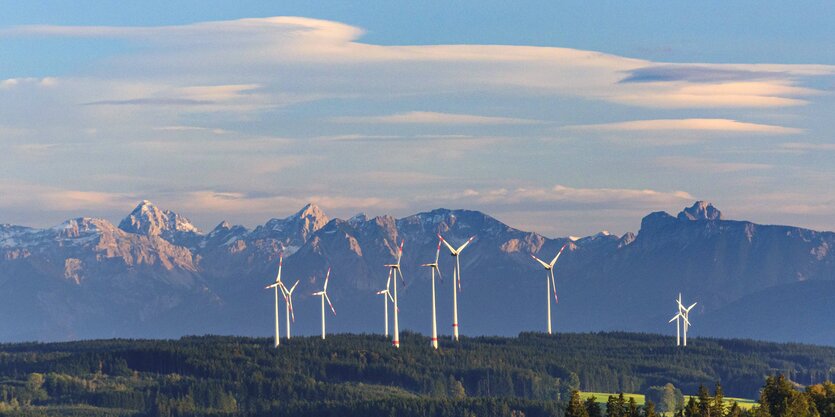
[452,324,459,327]
[431,338,438,341]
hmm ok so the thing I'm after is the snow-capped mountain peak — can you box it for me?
[118,200,201,238]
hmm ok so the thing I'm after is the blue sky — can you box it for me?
[1,1,834,236]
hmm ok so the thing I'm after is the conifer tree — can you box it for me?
[585,395,604,417]
[645,400,658,417]
[685,396,700,417]
[567,390,590,417]
[712,383,725,417]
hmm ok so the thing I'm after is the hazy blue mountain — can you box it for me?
[1,200,834,345]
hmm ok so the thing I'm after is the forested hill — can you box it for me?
[1,332,835,416]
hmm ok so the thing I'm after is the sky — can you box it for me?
[1,1,834,237]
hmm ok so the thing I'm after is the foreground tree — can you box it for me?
[757,375,818,417]
[585,395,603,417]
[566,390,590,417]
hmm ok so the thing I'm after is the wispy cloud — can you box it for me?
[779,142,835,152]
[656,156,772,173]
[423,184,694,211]
[0,181,137,218]
[564,118,802,134]
[333,111,542,125]
[3,17,831,115]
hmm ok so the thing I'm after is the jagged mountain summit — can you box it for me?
[1,200,834,345]
[119,200,201,241]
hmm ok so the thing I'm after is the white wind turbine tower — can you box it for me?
[438,234,475,342]
[384,240,406,348]
[264,253,286,347]
[421,237,444,349]
[375,269,395,337]
[281,279,299,340]
[312,268,336,340]
[531,243,568,335]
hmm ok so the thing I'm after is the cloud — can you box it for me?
[620,64,832,84]
[427,184,694,210]
[0,181,137,218]
[564,118,802,134]
[84,98,213,106]
[779,142,835,152]
[171,191,404,220]
[152,126,229,135]
[1,16,833,235]
[3,17,831,114]
[333,111,542,125]
[655,156,772,173]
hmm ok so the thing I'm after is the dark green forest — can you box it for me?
[0,332,834,417]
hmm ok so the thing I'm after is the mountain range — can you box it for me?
[1,200,834,345]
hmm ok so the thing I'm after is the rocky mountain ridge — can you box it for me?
[1,200,834,345]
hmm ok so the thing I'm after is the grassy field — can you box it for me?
[580,391,757,411]
[579,391,646,404]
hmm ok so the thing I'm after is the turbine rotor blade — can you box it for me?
[277,252,283,282]
[687,302,697,311]
[456,236,475,253]
[385,270,392,291]
[325,293,336,315]
[549,244,567,268]
[438,234,456,253]
[669,315,679,323]
[458,261,462,292]
[551,270,558,304]
[289,298,295,322]
[324,267,331,290]
[531,254,551,269]
[396,240,404,265]
[435,265,443,282]
[435,239,442,264]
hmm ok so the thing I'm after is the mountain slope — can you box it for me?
[0,200,834,344]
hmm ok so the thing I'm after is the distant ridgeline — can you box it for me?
[3,200,835,344]
[0,333,834,416]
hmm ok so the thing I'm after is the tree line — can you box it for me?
[0,333,833,416]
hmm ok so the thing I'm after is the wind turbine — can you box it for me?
[439,234,475,342]
[375,269,395,337]
[281,279,299,340]
[531,243,567,335]
[384,240,406,348]
[421,236,444,349]
[678,295,697,346]
[312,268,336,340]
[669,293,695,346]
[264,253,286,347]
